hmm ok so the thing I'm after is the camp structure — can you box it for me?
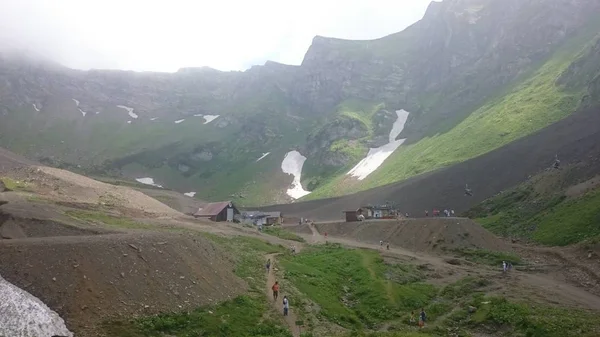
[343,208,365,222]
[361,203,399,219]
[240,211,283,226]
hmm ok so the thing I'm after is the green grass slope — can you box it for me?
[468,170,600,246]
[279,244,599,337]
[304,28,600,201]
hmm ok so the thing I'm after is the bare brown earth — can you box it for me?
[312,218,510,253]
[4,165,184,217]
[2,147,600,336]
[0,146,37,173]
[133,187,206,215]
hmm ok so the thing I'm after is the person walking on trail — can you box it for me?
[425,210,429,217]
[282,296,289,316]
[419,308,427,328]
[272,281,280,301]
[502,261,507,273]
[266,259,271,272]
[380,240,383,248]
[409,311,416,325]
[386,242,390,250]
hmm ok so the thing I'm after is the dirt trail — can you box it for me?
[307,223,449,267]
[265,254,300,337]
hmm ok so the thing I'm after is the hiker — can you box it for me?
[380,240,383,249]
[272,281,279,301]
[266,259,271,272]
[465,184,473,196]
[553,154,560,169]
[291,245,296,254]
[502,261,507,273]
[386,242,390,250]
[425,210,429,217]
[508,261,513,271]
[409,311,416,324]
[282,296,289,316]
[419,308,426,328]
[451,210,455,216]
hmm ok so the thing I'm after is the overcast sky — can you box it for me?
[0,0,433,72]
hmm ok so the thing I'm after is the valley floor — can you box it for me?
[1,164,600,337]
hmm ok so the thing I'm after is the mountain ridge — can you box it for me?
[1,0,600,206]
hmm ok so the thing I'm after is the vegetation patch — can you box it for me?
[452,248,522,266]
[202,233,285,289]
[263,227,306,243]
[0,177,30,191]
[104,295,292,337]
[442,295,600,337]
[280,244,436,329]
[65,210,151,229]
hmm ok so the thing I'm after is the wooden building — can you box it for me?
[194,201,240,222]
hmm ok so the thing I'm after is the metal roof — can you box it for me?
[194,201,234,217]
[242,211,281,218]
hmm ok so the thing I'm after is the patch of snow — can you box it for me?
[32,103,40,112]
[348,109,410,180]
[256,152,271,162]
[184,192,196,197]
[202,115,220,124]
[0,274,73,337]
[127,121,132,124]
[174,119,185,124]
[193,114,203,117]
[95,111,100,114]
[72,99,87,116]
[117,105,138,119]
[150,117,158,121]
[135,177,163,188]
[281,150,311,199]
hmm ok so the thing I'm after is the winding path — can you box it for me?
[265,254,300,337]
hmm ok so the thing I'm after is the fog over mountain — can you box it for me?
[0,0,432,72]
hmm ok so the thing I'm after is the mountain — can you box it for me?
[1,0,600,206]
[259,103,600,225]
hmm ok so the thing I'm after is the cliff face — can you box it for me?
[293,0,600,138]
[1,0,600,205]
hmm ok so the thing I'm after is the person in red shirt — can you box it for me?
[272,281,280,301]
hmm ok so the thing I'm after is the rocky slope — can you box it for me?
[1,0,600,206]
